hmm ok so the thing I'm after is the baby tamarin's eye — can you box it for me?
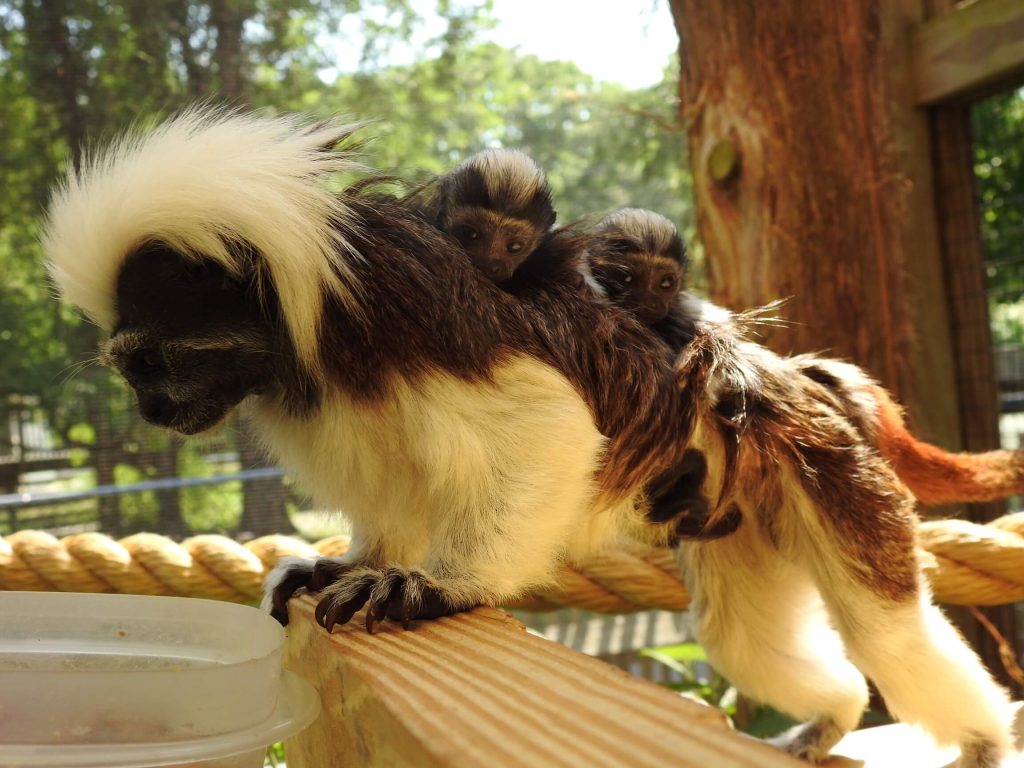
[507,241,524,254]
[660,275,676,290]
[455,225,479,241]
[623,273,633,284]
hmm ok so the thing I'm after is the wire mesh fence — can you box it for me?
[0,378,347,542]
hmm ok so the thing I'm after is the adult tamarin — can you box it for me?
[43,108,1013,766]
[589,207,1024,507]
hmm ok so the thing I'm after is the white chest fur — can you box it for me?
[246,355,618,582]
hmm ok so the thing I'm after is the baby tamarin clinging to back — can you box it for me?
[426,167,724,536]
[422,148,558,283]
[586,208,725,534]
[587,207,698,350]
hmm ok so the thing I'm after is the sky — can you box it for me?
[485,0,677,89]
[326,0,678,90]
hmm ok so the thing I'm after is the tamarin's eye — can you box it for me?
[623,273,633,284]
[660,275,676,290]
[455,225,479,241]
[507,241,524,254]
[127,348,164,377]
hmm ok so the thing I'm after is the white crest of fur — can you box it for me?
[598,207,679,256]
[466,148,548,208]
[42,107,365,372]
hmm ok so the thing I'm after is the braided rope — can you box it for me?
[4,514,1024,611]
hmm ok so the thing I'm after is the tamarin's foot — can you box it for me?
[957,737,1005,768]
[263,557,468,631]
[768,717,847,763]
[312,566,464,634]
[263,555,361,626]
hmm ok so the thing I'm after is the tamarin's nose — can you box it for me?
[486,260,514,282]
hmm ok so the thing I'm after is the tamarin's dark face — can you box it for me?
[436,149,556,283]
[101,242,300,435]
[445,209,544,282]
[589,209,687,324]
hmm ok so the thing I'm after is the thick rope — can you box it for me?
[4,514,1024,611]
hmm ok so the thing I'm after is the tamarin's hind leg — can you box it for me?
[801,513,1013,767]
[680,528,870,762]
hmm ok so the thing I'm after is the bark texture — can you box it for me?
[670,1,916,403]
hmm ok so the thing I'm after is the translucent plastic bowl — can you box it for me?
[0,592,320,768]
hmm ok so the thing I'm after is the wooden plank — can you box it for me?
[912,0,1024,105]
[929,100,1019,693]
[281,597,801,768]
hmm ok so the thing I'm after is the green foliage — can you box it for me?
[640,642,734,712]
[178,448,243,532]
[317,48,690,230]
[113,463,158,530]
[972,86,1024,344]
[639,641,801,737]
[264,741,286,767]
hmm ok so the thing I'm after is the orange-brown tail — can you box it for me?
[873,388,1024,505]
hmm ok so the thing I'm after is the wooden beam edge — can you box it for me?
[911,0,1024,105]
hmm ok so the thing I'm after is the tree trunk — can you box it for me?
[670,1,922,397]
[23,0,86,171]
[210,0,247,104]
[161,1,209,98]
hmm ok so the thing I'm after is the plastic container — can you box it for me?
[0,592,320,768]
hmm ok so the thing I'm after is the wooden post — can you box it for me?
[922,0,1020,693]
[281,598,801,768]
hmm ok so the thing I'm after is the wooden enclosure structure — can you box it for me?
[280,599,1024,767]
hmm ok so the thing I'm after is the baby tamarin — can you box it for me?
[424,170,722,536]
[587,208,697,349]
[420,148,557,283]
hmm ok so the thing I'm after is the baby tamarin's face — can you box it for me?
[444,207,546,283]
[435,148,556,283]
[588,208,687,324]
